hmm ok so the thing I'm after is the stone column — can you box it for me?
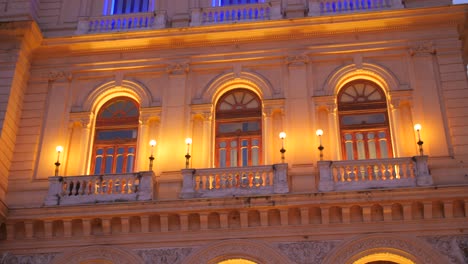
[200,213,209,230]
[263,108,273,165]
[121,217,130,233]
[102,218,111,234]
[83,219,92,236]
[68,112,93,176]
[342,207,350,224]
[44,221,53,238]
[25,221,34,239]
[180,214,189,231]
[363,207,371,222]
[383,204,392,222]
[160,214,169,232]
[403,204,412,221]
[220,212,228,229]
[280,209,288,226]
[321,207,329,224]
[423,202,433,220]
[240,211,249,228]
[260,210,269,227]
[444,201,453,219]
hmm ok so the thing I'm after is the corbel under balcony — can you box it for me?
[318,156,433,192]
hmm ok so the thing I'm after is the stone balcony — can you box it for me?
[307,0,403,16]
[180,163,289,198]
[318,156,433,192]
[44,171,154,206]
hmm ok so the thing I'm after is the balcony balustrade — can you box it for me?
[318,156,433,192]
[75,11,167,34]
[180,163,288,198]
[44,171,154,206]
[190,1,282,27]
[308,0,403,16]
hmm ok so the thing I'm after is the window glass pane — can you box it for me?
[230,140,237,167]
[356,133,365,160]
[220,149,227,168]
[97,129,137,140]
[380,139,389,159]
[368,141,377,159]
[94,157,102,174]
[242,147,248,167]
[252,147,259,166]
[342,113,386,126]
[126,155,134,173]
[219,122,260,133]
[345,142,354,160]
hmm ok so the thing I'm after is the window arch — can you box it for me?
[91,97,139,174]
[215,89,262,168]
[338,80,393,160]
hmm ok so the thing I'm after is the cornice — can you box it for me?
[35,6,466,57]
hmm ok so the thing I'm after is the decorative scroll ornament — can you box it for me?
[278,241,341,264]
[424,235,468,264]
[136,248,192,264]
[48,71,72,82]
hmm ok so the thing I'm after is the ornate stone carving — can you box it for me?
[278,241,340,264]
[167,63,190,75]
[424,235,468,264]
[0,252,56,264]
[409,41,436,56]
[136,248,192,264]
[48,71,72,82]
[285,55,309,66]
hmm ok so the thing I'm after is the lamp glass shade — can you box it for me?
[279,132,286,139]
[316,129,324,136]
[56,146,64,152]
[185,138,192,145]
[414,124,421,131]
[149,139,157,147]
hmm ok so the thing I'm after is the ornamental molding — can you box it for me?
[182,239,291,264]
[423,235,468,264]
[136,248,192,264]
[322,233,449,264]
[278,240,341,264]
[1,252,56,264]
[51,246,143,264]
[69,111,94,128]
[48,71,72,82]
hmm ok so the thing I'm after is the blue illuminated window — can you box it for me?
[111,0,150,15]
[213,0,264,7]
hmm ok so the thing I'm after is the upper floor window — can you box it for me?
[212,0,264,7]
[91,97,139,174]
[338,81,393,160]
[111,0,150,14]
[215,89,262,168]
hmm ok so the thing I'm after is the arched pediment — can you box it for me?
[81,80,153,113]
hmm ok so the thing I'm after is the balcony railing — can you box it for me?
[75,11,167,34]
[318,156,433,191]
[44,171,154,206]
[190,1,282,27]
[180,163,288,198]
[308,0,403,16]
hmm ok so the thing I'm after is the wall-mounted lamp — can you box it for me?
[279,132,286,162]
[316,129,324,161]
[414,124,424,156]
[55,145,63,176]
[149,139,156,171]
[185,138,192,169]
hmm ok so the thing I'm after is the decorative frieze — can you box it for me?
[409,41,436,56]
[0,252,56,264]
[424,235,468,264]
[136,248,192,264]
[166,63,190,75]
[285,55,309,66]
[278,241,340,264]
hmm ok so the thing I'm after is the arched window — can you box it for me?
[338,80,393,160]
[215,89,262,168]
[212,0,263,7]
[91,97,139,174]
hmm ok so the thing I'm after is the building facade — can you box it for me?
[1,0,468,263]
